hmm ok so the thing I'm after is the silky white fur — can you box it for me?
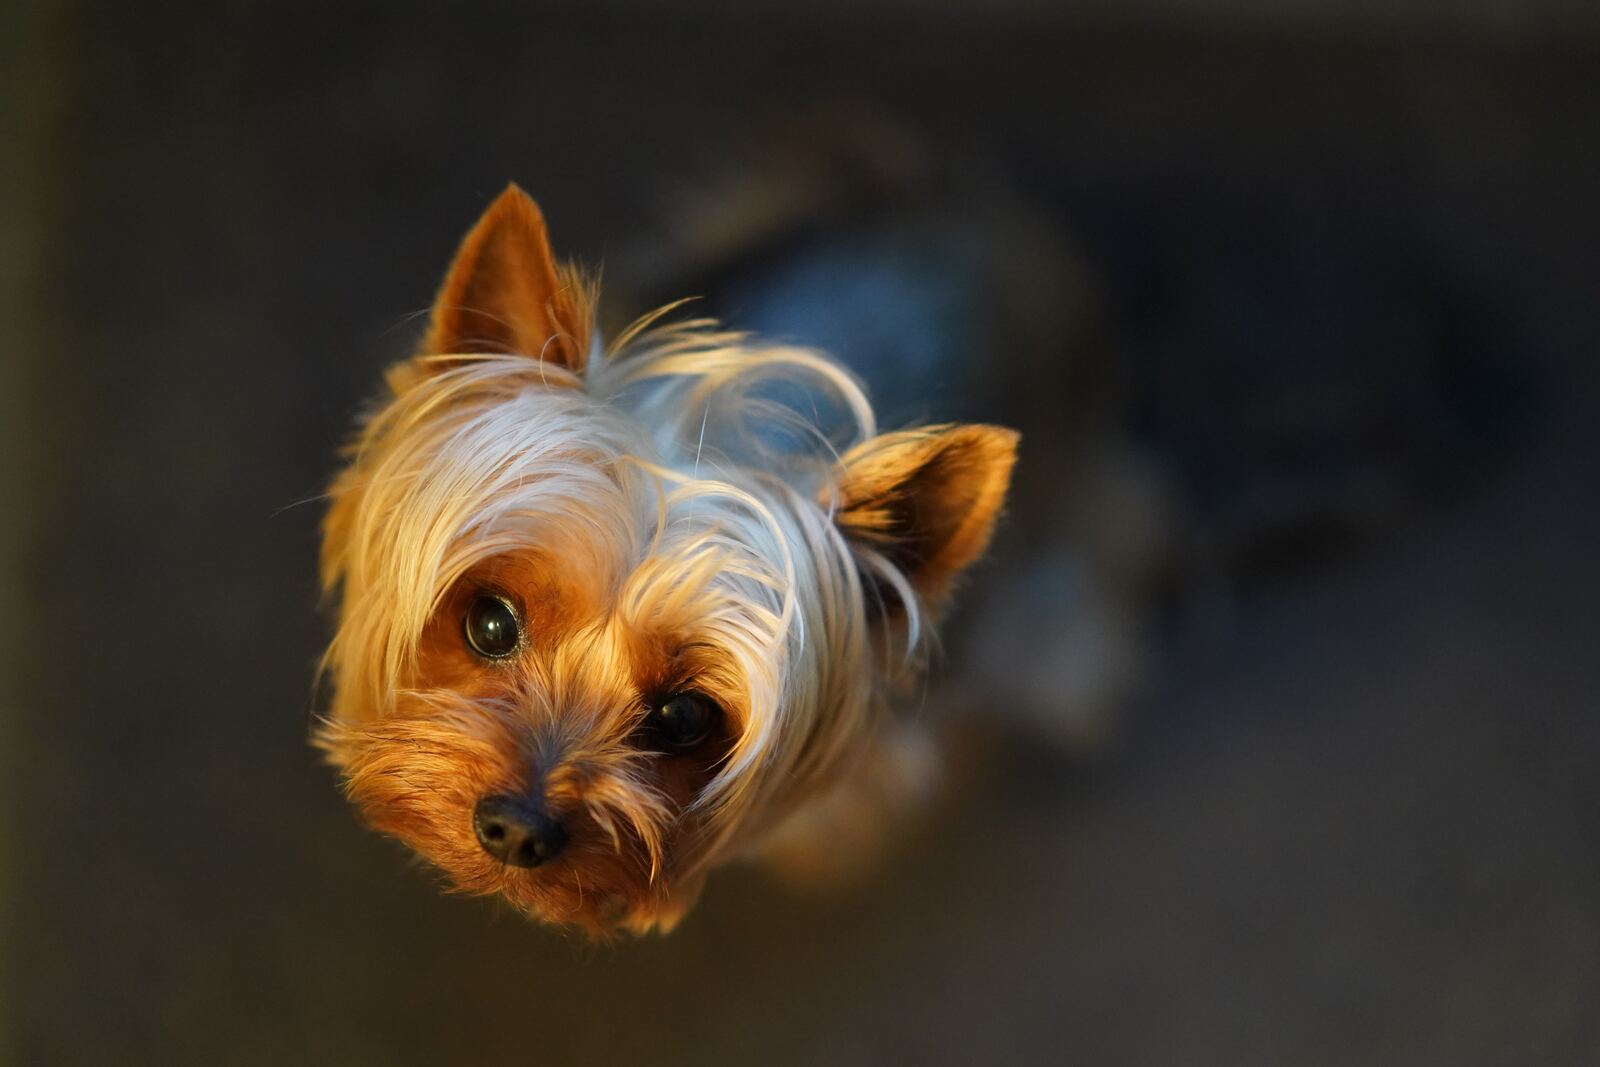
[322,312,929,865]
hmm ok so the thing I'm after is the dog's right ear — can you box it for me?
[416,183,592,374]
[830,424,1019,613]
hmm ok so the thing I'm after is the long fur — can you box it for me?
[320,313,924,929]
[318,189,1014,935]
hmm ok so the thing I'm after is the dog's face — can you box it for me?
[319,186,1016,934]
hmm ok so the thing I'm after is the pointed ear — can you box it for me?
[830,424,1019,608]
[420,183,591,372]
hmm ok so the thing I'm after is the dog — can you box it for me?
[317,185,1017,934]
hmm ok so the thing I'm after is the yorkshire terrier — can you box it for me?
[318,185,1017,935]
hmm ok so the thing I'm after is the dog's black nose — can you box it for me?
[473,794,568,867]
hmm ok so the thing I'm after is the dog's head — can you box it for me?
[318,186,1016,934]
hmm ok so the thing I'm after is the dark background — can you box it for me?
[4,2,1598,1062]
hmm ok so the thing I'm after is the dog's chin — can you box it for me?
[487,844,686,936]
[370,810,699,936]
[502,870,701,936]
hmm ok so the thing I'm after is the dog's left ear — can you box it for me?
[830,424,1019,609]
[420,183,591,372]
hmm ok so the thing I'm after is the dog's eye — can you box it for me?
[463,595,520,659]
[648,691,720,750]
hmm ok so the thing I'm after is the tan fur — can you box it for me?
[832,424,1020,606]
[318,186,1016,935]
[424,182,592,370]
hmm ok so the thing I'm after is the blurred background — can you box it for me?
[4,1,1598,1062]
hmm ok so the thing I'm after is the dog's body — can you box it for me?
[319,186,1016,934]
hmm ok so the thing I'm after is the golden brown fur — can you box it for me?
[318,185,1017,935]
